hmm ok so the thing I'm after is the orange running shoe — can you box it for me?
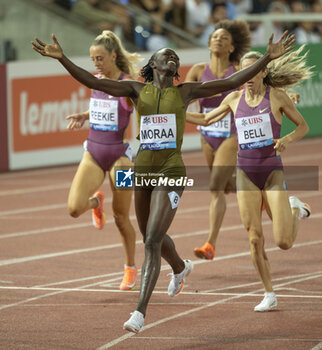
[120,266,137,290]
[261,191,266,211]
[91,191,106,230]
[194,241,215,260]
[262,199,266,211]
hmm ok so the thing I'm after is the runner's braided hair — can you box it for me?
[92,31,142,78]
[240,45,314,88]
[140,51,180,82]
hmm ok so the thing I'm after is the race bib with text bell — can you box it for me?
[236,113,273,150]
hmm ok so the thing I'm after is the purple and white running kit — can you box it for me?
[199,63,237,150]
[235,86,283,189]
[85,72,132,171]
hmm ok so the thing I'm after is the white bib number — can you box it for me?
[199,108,231,138]
[140,114,177,150]
[89,98,118,131]
[168,191,180,209]
[236,113,273,149]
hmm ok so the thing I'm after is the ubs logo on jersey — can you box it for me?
[142,116,169,125]
[241,117,264,126]
[93,100,112,108]
[248,116,263,124]
[241,119,248,127]
[142,116,151,125]
[151,116,168,123]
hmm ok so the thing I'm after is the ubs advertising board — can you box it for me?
[4,48,210,171]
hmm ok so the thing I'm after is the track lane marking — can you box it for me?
[95,272,322,349]
[1,191,322,239]
[1,214,322,267]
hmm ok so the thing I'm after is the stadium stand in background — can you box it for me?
[0,0,321,62]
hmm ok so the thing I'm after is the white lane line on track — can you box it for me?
[0,278,113,311]
[34,273,123,288]
[0,213,322,267]
[0,203,68,216]
[279,287,322,294]
[0,137,321,180]
[38,270,322,292]
[0,148,321,197]
[1,272,321,308]
[0,197,113,217]
[0,269,320,345]
[0,192,202,218]
[0,165,76,180]
[1,190,322,239]
[0,212,321,267]
[0,183,71,196]
[1,183,321,218]
[131,337,322,343]
[0,205,209,238]
[1,285,322,300]
[0,242,126,266]
[1,269,322,298]
[207,271,322,293]
[95,272,322,349]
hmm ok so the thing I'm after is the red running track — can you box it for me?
[0,137,321,350]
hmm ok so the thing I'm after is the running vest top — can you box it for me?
[135,82,186,175]
[235,86,281,159]
[199,62,237,137]
[88,72,132,144]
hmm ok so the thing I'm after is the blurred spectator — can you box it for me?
[71,0,121,32]
[165,0,187,32]
[295,21,321,43]
[289,0,305,12]
[311,0,322,39]
[268,1,290,38]
[163,0,192,48]
[186,0,212,38]
[250,1,289,46]
[211,0,237,19]
[98,0,133,41]
[251,0,271,13]
[233,0,252,16]
[45,0,76,10]
[250,21,266,46]
[200,2,228,45]
[290,0,321,43]
[130,0,168,49]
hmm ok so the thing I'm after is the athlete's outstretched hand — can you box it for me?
[272,138,288,152]
[66,113,88,130]
[31,34,63,59]
[266,31,295,60]
[288,92,300,104]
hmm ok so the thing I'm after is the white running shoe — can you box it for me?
[123,310,144,333]
[289,196,311,219]
[168,259,193,297]
[254,292,277,312]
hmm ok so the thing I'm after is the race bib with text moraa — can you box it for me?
[140,114,177,150]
